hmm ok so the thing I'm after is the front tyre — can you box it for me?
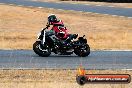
[33,41,51,57]
[74,44,90,57]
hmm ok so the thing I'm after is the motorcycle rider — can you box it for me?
[46,14,68,39]
[46,14,78,44]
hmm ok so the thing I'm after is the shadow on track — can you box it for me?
[32,52,92,58]
[33,54,80,58]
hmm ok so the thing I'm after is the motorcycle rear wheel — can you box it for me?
[74,44,90,57]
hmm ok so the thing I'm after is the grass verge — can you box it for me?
[0,4,132,50]
[0,69,131,88]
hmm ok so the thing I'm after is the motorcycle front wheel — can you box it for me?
[33,41,51,57]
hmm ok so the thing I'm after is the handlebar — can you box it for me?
[43,25,50,30]
[83,35,85,37]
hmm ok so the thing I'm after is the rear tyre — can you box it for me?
[33,41,51,57]
[74,44,90,57]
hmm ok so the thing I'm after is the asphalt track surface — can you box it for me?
[0,0,132,17]
[0,50,132,69]
[0,0,132,69]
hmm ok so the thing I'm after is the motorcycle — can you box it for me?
[33,26,90,57]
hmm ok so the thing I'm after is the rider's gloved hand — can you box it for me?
[46,22,50,27]
[46,25,50,28]
[46,25,50,29]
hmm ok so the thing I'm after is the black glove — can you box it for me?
[46,22,50,27]
[46,25,50,27]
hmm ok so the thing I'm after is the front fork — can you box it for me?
[37,28,46,45]
[42,30,45,45]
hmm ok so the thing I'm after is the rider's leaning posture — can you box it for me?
[33,14,90,57]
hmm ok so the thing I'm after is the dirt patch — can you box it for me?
[0,4,132,50]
